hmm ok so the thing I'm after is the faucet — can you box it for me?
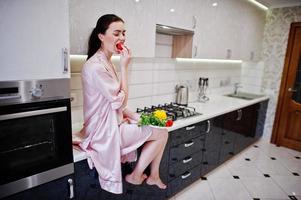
[234,83,242,95]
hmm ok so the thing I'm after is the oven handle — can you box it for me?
[0,106,67,121]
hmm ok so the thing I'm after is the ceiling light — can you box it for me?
[170,8,175,12]
[134,0,140,2]
[212,2,218,7]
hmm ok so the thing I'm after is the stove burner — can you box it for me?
[136,102,201,121]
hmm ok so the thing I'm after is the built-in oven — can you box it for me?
[0,79,74,199]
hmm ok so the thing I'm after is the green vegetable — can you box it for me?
[138,113,167,127]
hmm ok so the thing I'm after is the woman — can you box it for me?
[79,14,168,194]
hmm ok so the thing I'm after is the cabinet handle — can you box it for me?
[184,141,194,147]
[68,178,74,199]
[192,15,196,29]
[63,47,69,74]
[183,157,192,164]
[186,125,195,131]
[236,109,242,121]
[181,172,191,179]
[206,120,211,133]
[193,46,198,58]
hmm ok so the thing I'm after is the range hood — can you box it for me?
[156,24,194,36]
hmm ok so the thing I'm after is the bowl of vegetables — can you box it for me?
[138,109,173,128]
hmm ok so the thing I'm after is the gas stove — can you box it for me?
[136,102,201,121]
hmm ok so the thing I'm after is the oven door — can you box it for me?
[0,98,73,198]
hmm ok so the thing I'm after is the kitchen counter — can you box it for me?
[73,94,269,162]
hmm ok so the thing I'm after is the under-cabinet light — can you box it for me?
[247,0,268,10]
[70,54,120,61]
[176,57,242,64]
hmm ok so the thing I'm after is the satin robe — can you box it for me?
[79,51,152,194]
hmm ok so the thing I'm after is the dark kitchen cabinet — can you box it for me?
[222,100,268,156]
[3,174,75,200]
[167,121,208,197]
[201,117,223,176]
[74,159,132,200]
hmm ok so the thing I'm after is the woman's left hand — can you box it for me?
[119,44,131,70]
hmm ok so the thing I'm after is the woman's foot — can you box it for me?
[125,173,147,185]
[146,176,167,189]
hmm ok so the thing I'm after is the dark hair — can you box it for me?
[87,14,124,60]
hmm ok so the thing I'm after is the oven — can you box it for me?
[0,79,73,199]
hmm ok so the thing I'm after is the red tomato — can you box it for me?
[116,43,123,50]
[165,119,173,127]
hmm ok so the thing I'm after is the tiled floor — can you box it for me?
[171,139,301,200]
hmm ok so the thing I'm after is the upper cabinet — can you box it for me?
[193,0,265,60]
[0,0,70,81]
[155,0,197,31]
[69,0,265,60]
[115,0,156,57]
[69,0,156,57]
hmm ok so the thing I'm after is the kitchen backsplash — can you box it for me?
[70,56,245,126]
[241,61,264,94]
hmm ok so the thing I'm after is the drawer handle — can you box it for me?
[68,178,74,199]
[186,125,195,131]
[183,157,192,163]
[184,141,194,147]
[181,172,191,179]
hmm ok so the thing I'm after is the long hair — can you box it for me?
[87,14,124,60]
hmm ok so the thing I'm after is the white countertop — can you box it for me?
[73,94,269,162]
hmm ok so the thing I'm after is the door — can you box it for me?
[272,22,301,151]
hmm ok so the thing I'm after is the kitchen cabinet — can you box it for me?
[193,0,265,60]
[115,0,156,57]
[0,0,70,81]
[201,117,223,175]
[155,0,197,31]
[3,174,75,200]
[222,101,268,155]
[69,0,156,57]
[167,121,208,197]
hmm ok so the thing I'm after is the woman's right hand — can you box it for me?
[119,44,131,70]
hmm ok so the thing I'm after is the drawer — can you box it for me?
[169,136,204,164]
[170,121,209,146]
[167,165,201,197]
[169,150,203,180]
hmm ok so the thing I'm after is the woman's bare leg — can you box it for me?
[125,128,168,188]
[145,133,167,189]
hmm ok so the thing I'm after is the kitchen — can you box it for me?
[1,0,301,199]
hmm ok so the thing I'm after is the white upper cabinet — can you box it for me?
[240,2,266,61]
[115,0,156,57]
[193,0,265,60]
[0,0,70,81]
[155,0,197,31]
[69,0,156,57]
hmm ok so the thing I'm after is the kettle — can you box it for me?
[175,84,189,106]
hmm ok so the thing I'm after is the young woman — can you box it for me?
[79,14,168,194]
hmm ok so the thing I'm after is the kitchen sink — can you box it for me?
[224,92,264,100]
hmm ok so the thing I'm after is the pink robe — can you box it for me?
[79,51,152,194]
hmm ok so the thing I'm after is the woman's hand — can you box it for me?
[119,44,131,70]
